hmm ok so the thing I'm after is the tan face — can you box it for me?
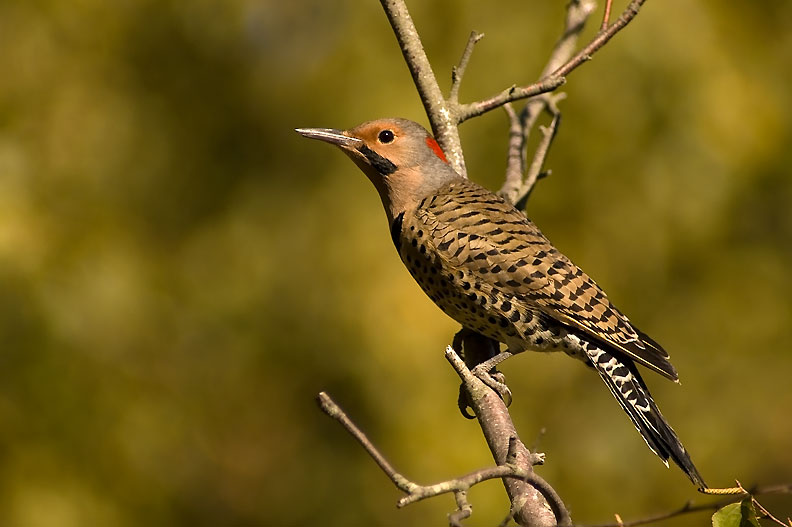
[345,119,448,171]
[345,120,405,160]
[296,118,456,222]
[296,118,448,176]
[334,121,405,178]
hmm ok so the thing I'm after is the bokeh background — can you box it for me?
[1,0,790,525]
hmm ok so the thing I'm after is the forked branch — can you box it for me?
[378,0,646,177]
[456,0,647,122]
[316,388,570,526]
[499,98,562,207]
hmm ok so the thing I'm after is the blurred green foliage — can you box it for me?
[712,498,761,527]
[0,0,790,525]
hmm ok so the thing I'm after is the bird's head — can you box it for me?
[296,118,461,222]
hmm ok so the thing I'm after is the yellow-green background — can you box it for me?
[1,1,790,525]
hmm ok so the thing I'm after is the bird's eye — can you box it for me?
[378,130,395,144]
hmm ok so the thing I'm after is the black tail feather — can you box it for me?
[585,344,707,488]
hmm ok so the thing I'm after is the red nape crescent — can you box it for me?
[425,137,448,163]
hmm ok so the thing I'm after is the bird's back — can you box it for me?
[392,177,677,380]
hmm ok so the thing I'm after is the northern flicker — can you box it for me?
[296,118,706,488]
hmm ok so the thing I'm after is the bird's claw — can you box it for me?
[457,369,512,417]
[472,365,513,406]
[457,385,476,419]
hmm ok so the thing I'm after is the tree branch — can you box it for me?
[579,484,792,527]
[498,0,594,206]
[518,107,561,205]
[551,0,647,79]
[450,31,485,104]
[316,392,415,493]
[600,0,614,32]
[316,389,569,526]
[499,99,562,207]
[543,0,598,79]
[458,0,646,122]
[379,0,647,176]
[379,0,467,175]
[457,77,566,124]
[448,337,569,527]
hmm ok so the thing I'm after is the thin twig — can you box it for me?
[449,490,472,527]
[497,95,550,204]
[450,31,485,104]
[515,108,561,206]
[458,77,566,123]
[398,461,545,509]
[498,0,594,204]
[579,483,792,527]
[316,392,415,493]
[529,427,547,455]
[551,0,647,79]
[753,497,791,527]
[458,0,646,122]
[317,390,568,525]
[500,96,562,207]
[734,480,792,527]
[579,500,715,527]
[600,0,614,32]
[542,0,598,79]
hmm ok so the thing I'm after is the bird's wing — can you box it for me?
[416,180,678,381]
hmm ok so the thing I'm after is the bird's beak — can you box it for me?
[295,127,363,150]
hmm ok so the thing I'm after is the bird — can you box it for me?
[296,117,706,488]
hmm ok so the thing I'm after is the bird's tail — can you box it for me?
[585,345,707,489]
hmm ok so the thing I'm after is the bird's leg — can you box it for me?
[457,331,514,410]
[452,329,470,364]
[472,348,516,375]
[453,329,478,418]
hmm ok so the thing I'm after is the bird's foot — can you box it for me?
[456,370,512,417]
[457,386,476,420]
[471,366,513,407]
[453,338,517,416]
